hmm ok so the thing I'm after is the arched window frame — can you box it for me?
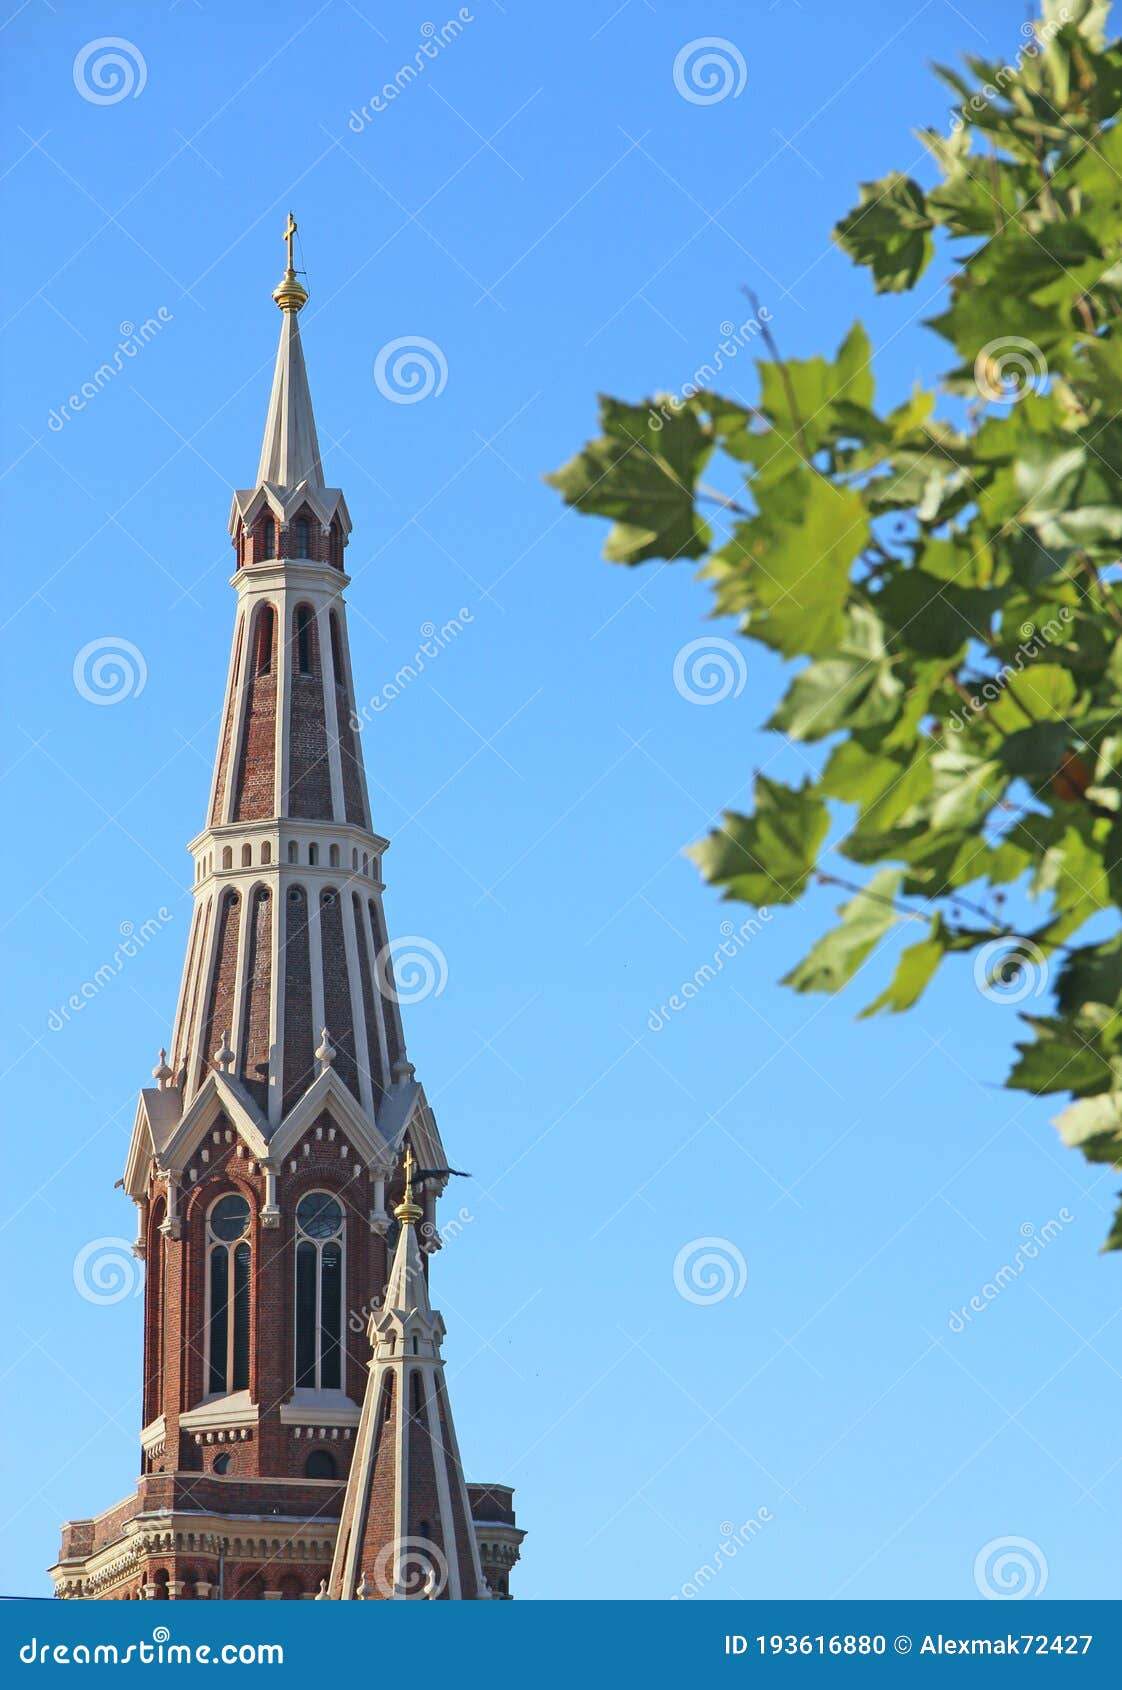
[293,1189,345,1392]
[262,516,275,561]
[294,517,311,560]
[253,604,275,676]
[294,603,314,676]
[205,1192,252,1398]
[304,1448,337,1480]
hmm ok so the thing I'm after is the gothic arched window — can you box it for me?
[294,604,314,675]
[254,605,274,676]
[295,518,310,559]
[262,517,275,560]
[207,1193,251,1397]
[294,1191,344,1391]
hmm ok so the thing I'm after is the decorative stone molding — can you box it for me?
[140,1416,167,1460]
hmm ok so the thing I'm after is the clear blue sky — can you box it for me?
[2,0,1119,1602]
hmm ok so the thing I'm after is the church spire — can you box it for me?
[325,1146,488,1601]
[256,212,323,490]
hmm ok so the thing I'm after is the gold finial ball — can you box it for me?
[273,271,308,313]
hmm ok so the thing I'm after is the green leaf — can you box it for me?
[1052,1090,1122,1152]
[545,396,714,565]
[861,915,947,1016]
[1007,1016,1114,1097]
[782,869,903,995]
[728,475,869,658]
[987,663,1077,732]
[928,749,1007,830]
[757,322,875,450]
[688,777,829,906]
[834,174,934,292]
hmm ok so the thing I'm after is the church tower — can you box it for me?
[51,220,524,1602]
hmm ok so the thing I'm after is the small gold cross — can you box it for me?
[283,211,297,271]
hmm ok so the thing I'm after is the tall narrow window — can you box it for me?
[295,518,310,559]
[329,611,345,687]
[207,1194,251,1396]
[254,606,274,676]
[294,1192,344,1390]
[262,517,275,560]
[294,605,313,675]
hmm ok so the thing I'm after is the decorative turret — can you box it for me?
[325,1149,489,1601]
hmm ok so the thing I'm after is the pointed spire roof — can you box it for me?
[382,1154,433,1322]
[256,308,324,490]
[255,211,323,490]
[325,1148,488,1601]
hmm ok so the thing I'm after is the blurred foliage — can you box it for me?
[549,0,1122,1249]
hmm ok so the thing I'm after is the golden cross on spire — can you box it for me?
[271,212,308,312]
[394,1144,423,1225]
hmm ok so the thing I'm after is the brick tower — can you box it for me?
[51,218,524,1602]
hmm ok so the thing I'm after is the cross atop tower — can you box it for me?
[272,209,308,313]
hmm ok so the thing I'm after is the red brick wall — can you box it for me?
[319,891,359,1099]
[238,888,272,1112]
[200,891,240,1081]
[288,606,333,819]
[352,893,387,1102]
[281,886,313,1114]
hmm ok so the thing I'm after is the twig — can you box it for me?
[741,287,812,463]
